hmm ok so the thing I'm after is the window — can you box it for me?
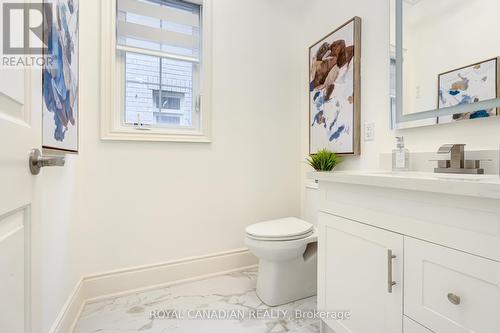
[155,113,181,125]
[153,90,183,111]
[119,0,200,129]
[101,0,212,142]
[152,90,185,126]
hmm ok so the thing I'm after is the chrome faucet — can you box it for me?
[434,144,484,174]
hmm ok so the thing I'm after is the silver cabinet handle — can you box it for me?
[29,149,66,175]
[447,293,461,305]
[387,250,397,293]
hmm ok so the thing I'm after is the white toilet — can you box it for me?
[245,217,318,306]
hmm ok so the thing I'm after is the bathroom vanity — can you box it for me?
[313,171,500,333]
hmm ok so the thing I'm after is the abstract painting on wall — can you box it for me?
[42,0,79,152]
[438,57,499,123]
[309,17,361,156]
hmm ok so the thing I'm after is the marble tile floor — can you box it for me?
[73,269,319,333]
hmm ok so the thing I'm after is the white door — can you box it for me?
[318,212,404,333]
[0,18,41,333]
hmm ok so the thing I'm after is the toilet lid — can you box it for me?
[246,218,314,240]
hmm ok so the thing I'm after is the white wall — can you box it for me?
[34,0,304,331]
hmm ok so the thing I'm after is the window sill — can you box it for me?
[101,127,211,143]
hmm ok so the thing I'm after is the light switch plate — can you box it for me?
[364,122,375,141]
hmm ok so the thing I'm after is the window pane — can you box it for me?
[154,113,182,125]
[125,81,159,124]
[165,96,181,109]
[161,58,194,126]
[118,0,202,131]
[124,52,196,128]
[125,52,160,85]
[152,90,183,110]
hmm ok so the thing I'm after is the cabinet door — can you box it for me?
[404,317,433,333]
[318,212,403,333]
[403,317,432,333]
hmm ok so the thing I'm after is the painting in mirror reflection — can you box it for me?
[396,0,500,123]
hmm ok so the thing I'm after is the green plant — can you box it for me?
[307,149,342,171]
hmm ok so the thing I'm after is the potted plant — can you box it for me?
[307,149,342,172]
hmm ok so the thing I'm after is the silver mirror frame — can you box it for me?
[393,0,500,128]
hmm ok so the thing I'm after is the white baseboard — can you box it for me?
[49,248,257,333]
[48,279,86,333]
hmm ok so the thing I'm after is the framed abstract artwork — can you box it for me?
[438,57,500,123]
[42,0,79,153]
[309,17,361,156]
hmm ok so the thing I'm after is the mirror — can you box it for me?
[391,0,500,128]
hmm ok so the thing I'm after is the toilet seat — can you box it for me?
[245,217,314,241]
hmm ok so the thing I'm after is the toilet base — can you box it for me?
[256,254,317,307]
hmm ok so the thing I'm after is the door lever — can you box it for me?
[29,149,66,175]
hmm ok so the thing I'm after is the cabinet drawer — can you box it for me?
[405,237,500,333]
[403,317,432,333]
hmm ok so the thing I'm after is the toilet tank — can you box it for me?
[303,180,320,226]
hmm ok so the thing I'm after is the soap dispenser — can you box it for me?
[392,136,410,171]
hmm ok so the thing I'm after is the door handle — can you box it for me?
[29,149,66,175]
[387,249,397,293]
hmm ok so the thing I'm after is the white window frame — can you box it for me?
[101,0,212,142]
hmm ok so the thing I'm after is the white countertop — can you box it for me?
[309,170,500,200]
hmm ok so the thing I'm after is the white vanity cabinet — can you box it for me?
[314,171,500,333]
